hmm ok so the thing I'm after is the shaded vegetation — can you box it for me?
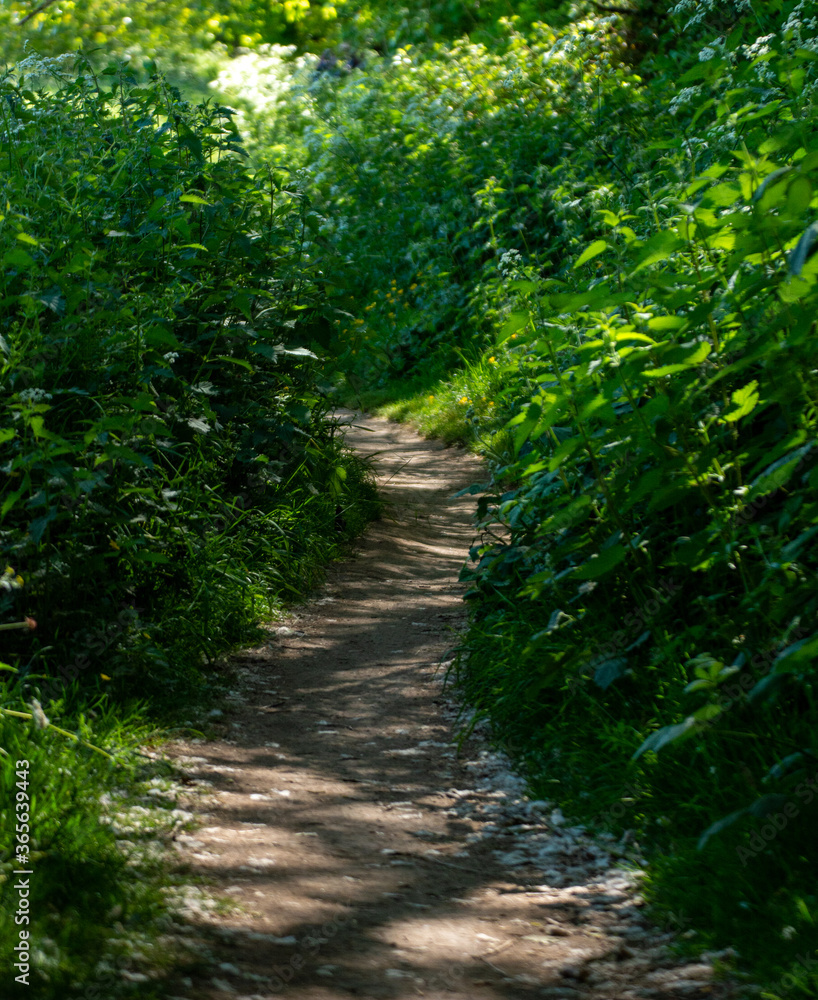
[2,0,818,996]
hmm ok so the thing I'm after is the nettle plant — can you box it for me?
[0,56,358,698]
[271,14,642,384]
[461,18,818,841]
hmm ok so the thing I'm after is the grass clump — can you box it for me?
[0,684,195,998]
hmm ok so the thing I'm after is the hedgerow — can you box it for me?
[0,55,378,705]
[0,54,379,996]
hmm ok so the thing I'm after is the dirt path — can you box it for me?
[162,413,735,1000]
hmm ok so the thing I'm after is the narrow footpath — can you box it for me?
[162,413,737,1000]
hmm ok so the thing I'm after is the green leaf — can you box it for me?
[771,635,818,675]
[3,249,36,269]
[747,444,812,500]
[789,221,818,275]
[573,240,607,269]
[280,347,318,358]
[28,509,57,544]
[215,355,255,372]
[180,194,210,206]
[722,380,759,422]
[788,176,813,216]
[2,489,24,518]
[752,166,792,205]
[572,544,627,579]
[632,717,698,759]
[640,341,711,377]
[631,232,686,273]
[497,312,530,344]
[698,794,790,850]
[130,551,172,564]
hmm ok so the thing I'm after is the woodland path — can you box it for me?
[162,412,735,1000]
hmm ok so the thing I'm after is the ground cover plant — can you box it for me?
[0,685,197,999]
[259,0,818,991]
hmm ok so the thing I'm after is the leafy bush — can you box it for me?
[0,55,378,704]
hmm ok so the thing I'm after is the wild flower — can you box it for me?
[498,249,523,276]
[669,86,702,116]
[1,566,23,591]
[18,388,53,403]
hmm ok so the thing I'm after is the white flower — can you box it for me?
[18,388,53,403]
[498,249,523,277]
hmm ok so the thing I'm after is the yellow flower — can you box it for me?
[388,312,396,318]
[397,289,403,295]
[459,396,469,405]
[488,356,496,364]
[410,283,418,290]
[428,395,434,401]
[100,674,111,681]
[354,318,365,325]
[488,401,495,407]
[15,575,23,586]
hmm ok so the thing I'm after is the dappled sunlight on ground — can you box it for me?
[156,413,731,1000]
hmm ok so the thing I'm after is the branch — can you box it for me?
[19,0,62,26]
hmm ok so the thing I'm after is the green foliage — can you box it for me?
[0,0,568,73]
[260,0,818,984]
[270,14,649,388]
[0,682,188,998]
[0,57,378,702]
